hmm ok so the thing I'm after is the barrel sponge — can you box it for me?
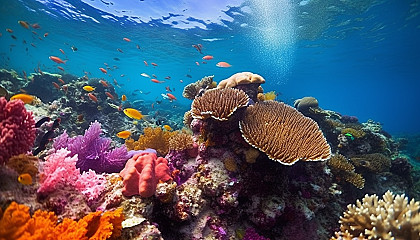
[0,97,36,164]
[239,101,331,165]
[217,72,265,88]
[191,88,249,121]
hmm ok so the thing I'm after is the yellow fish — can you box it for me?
[264,91,277,101]
[116,130,131,139]
[121,94,127,101]
[83,86,95,92]
[123,108,144,120]
[163,125,172,131]
[10,93,35,104]
[132,120,138,125]
[18,173,32,185]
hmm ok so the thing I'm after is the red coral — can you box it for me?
[0,97,36,164]
[120,152,172,197]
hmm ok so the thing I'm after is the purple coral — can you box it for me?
[52,121,129,173]
[242,228,270,240]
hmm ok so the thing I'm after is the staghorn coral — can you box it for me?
[125,127,176,156]
[0,97,36,165]
[217,72,265,88]
[239,101,331,165]
[191,88,249,121]
[6,154,38,177]
[350,153,391,173]
[182,75,215,100]
[327,154,365,189]
[168,131,194,151]
[0,201,124,240]
[331,190,420,240]
[341,127,366,139]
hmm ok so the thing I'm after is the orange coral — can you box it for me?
[125,127,177,156]
[0,202,124,240]
[168,131,194,151]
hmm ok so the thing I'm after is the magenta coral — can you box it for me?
[0,97,35,164]
[120,152,172,197]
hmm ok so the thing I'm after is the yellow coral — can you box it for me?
[327,154,365,189]
[0,202,124,240]
[125,127,177,156]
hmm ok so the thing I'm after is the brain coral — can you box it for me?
[331,190,420,240]
[0,97,36,164]
[239,101,331,165]
[217,72,265,88]
[191,88,249,121]
[293,96,319,113]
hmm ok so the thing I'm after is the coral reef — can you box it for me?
[350,153,391,173]
[0,97,36,164]
[6,154,38,177]
[125,127,177,156]
[182,75,215,100]
[327,154,365,189]
[331,190,420,240]
[294,96,319,113]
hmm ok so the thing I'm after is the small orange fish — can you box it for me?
[105,92,115,100]
[121,94,127,101]
[88,93,98,102]
[151,62,158,67]
[18,173,32,185]
[57,66,64,71]
[6,28,13,33]
[116,130,131,139]
[143,61,148,66]
[10,93,35,104]
[18,21,29,29]
[49,56,66,64]
[62,85,68,93]
[52,82,60,89]
[58,78,65,84]
[202,55,213,60]
[123,37,131,42]
[99,80,109,87]
[99,68,107,74]
[44,32,49,37]
[59,49,65,55]
[31,23,41,29]
[167,93,177,100]
[151,79,164,84]
[216,61,232,68]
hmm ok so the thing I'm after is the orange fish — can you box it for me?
[216,61,232,68]
[99,68,107,74]
[57,66,64,71]
[6,28,13,33]
[151,62,158,67]
[44,32,49,37]
[151,79,164,84]
[123,37,131,42]
[105,92,114,100]
[143,61,148,66]
[52,82,60,89]
[167,93,177,100]
[59,49,65,55]
[31,23,41,29]
[58,78,65,84]
[99,80,108,87]
[121,94,127,101]
[10,94,35,104]
[202,55,213,60]
[62,85,68,93]
[49,56,66,64]
[18,21,29,29]
[88,93,98,102]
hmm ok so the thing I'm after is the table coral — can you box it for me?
[0,97,36,164]
[119,152,172,197]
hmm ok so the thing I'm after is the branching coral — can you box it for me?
[350,153,391,173]
[331,190,420,240]
[239,101,331,165]
[168,130,194,151]
[327,154,365,189]
[52,121,129,173]
[0,97,36,164]
[125,127,177,156]
[0,202,124,240]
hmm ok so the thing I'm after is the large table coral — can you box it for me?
[0,97,35,164]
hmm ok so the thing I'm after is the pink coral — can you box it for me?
[120,152,172,197]
[0,97,35,164]
[38,148,106,201]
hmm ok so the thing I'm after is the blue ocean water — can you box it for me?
[1,0,419,134]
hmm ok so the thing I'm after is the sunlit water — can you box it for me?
[1,0,419,134]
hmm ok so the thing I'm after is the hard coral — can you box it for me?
[125,127,176,156]
[217,72,265,88]
[331,190,420,240]
[327,154,365,189]
[350,153,391,173]
[119,152,172,197]
[168,131,194,151]
[0,97,36,165]
[6,154,38,177]
[182,75,215,100]
[239,101,331,165]
[0,202,123,240]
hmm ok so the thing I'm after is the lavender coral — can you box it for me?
[53,121,129,173]
[0,97,35,164]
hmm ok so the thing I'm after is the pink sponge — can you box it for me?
[120,152,172,197]
[0,97,35,164]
